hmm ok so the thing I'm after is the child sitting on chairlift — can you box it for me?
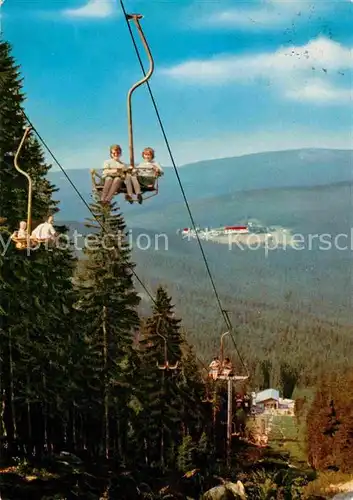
[209,356,221,380]
[12,220,28,240]
[101,144,126,204]
[101,144,143,204]
[221,357,233,377]
[136,147,163,188]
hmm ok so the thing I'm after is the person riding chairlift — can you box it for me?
[12,220,28,240]
[209,356,220,380]
[221,357,233,377]
[31,215,57,242]
[100,144,125,204]
[100,144,143,204]
[136,147,163,188]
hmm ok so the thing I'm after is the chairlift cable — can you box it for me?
[119,0,248,374]
[17,111,210,372]
[19,109,156,302]
[119,0,226,327]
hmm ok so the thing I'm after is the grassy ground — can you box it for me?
[267,415,307,466]
[263,387,316,467]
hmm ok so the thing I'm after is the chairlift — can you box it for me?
[202,382,216,404]
[90,167,160,202]
[10,127,58,251]
[207,311,249,382]
[155,317,179,371]
[91,13,161,203]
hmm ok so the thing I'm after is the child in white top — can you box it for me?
[136,147,163,177]
[101,144,125,203]
[209,356,221,380]
[101,145,142,204]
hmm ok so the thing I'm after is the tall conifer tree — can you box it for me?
[136,286,189,468]
[76,199,140,460]
[0,40,80,457]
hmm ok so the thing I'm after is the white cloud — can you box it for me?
[62,0,116,19]
[196,0,335,29]
[285,80,352,103]
[161,37,353,104]
[204,8,284,29]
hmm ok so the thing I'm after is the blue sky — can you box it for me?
[2,0,353,171]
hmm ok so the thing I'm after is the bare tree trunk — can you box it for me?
[43,373,48,452]
[72,403,76,450]
[160,371,165,469]
[9,331,17,441]
[0,391,5,439]
[144,438,149,466]
[26,374,31,448]
[103,305,109,459]
[0,353,5,439]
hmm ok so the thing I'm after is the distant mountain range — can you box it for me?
[49,148,353,224]
[53,148,353,364]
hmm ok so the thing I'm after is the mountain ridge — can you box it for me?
[170,147,353,169]
[48,148,353,221]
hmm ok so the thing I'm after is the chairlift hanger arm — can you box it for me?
[221,309,250,378]
[156,316,168,370]
[126,13,155,168]
[14,126,33,234]
[220,330,230,363]
[220,309,233,364]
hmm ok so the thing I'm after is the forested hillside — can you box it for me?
[69,177,353,388]
[129,230,353,387]
[54,154,353,391]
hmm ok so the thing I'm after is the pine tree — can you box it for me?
[307,378,338,470]
[280,362,300,399]
[0,39,81,458]
[0,41,57,230]
[260,359,272,390]
[177,434,195,473]
[196,431,213,470]
[322,370,353,472]
[136,286,191,469]
[76,199,140,460]
[178,336,208,439]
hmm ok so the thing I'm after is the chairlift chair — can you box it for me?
[155,317,179,371]
[10,127,59,251]
[207,311,250,381]
[91,168,159,201]
[202,383,216,404]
